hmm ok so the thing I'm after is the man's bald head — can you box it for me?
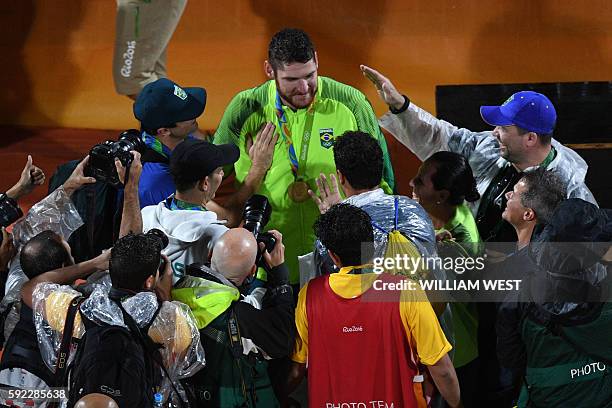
[211,228,258,286]
[73,393,119,408]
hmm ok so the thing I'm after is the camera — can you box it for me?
[242,195,277,268]
[147,228,169,250]
[85,129,145,186]
[0,193,22,245]
[146,228,169,272]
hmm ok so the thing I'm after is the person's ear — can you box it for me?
[144,274,156,289]
[328,250,342,268]
[523,208,536,222]
[313,51,319,68]
[198,177,209,192]
[264,60,275,79]
[438,190,450,204]
[156,127,171,138]
[337,170,346,185]
[525,132,538,148]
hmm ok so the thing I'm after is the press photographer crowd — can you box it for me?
[0,28,610,408]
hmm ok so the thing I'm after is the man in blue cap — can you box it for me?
[133,78,207,208]
[134,78,275,216]
[361,65,596,243]
[361,66,599,407]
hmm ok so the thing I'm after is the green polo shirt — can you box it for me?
[438,203,483,368]
[214,76,395,283]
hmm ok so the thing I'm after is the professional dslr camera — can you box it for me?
[242,195,277,271]
[85,129,145,186]
[0,193,22,245]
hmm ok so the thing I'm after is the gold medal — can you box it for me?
[288,180,310,203]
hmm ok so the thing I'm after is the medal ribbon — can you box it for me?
[274,91,316,180]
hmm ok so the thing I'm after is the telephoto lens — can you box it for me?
[147,228,169,250]
[242,194,277,270]
[242,194,272,238]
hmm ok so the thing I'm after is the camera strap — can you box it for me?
[55,295,85,385]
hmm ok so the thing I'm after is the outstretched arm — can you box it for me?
[21,250,110,308]
[115,151,143,237]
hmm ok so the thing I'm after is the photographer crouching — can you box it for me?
[173,227,295,407]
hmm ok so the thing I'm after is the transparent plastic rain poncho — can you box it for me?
[312,189,439,278]
[32,279,205,400]
[379,103,597,213]
[11,186,83,248]
[4,186,83,295]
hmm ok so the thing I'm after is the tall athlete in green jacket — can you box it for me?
[214,28,395,284]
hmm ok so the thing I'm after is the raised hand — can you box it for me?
[247,122,278,173]
[62,156,97,196]
[6,155,46,200]
[114,150,143,187]
[360,65,405,111]
[309,173,342,214]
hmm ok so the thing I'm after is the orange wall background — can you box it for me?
[1,1,611,194]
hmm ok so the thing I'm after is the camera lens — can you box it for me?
[147,228,169,250]
[242,195,272,238]
[0,195,23,228]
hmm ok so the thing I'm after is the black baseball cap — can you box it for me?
[134,78,206,130]
[170,139,239,181]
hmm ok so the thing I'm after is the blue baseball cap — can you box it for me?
[480,91,557,134]
[134,78,206,130]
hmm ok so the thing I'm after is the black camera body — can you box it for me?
[86,129,145,186]
[0,193,23,245]
[242,195,277,270]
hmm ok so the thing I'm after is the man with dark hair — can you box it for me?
[141,138,240,283]
[214,28,396,285]
[133,77,207,208]
[332,130,383,189]
[361,65,596,243]
[0,230,73,406]
[287,203,460,408]
[309,131,435,279]
[108,232,165,291]
[502,168,566,249]
[20,230,73,280]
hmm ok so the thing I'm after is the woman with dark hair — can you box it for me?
[410,151,482,407]
[410,151,481,237]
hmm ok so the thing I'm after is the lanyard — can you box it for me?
[274,92,316,180]
[165,195,206,211]
[539,146,556,168]
[142,131,171,159]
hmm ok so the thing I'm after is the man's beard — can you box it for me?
[276,80,316,110]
